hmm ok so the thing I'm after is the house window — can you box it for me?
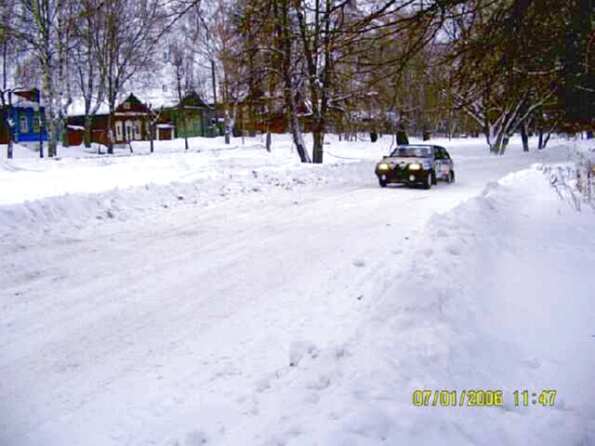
[123,102,131,110]
[33,113,41,133]
[134,120,142,140]
[124,121,132,140]
[115,121,123,141]
[20,115,29,133]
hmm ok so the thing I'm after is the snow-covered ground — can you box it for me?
[1,135,593,445]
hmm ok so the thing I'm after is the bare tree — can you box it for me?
[0,0,18,91]
[92,0,204,154]
[92,0,165,154]
[72,0,106,149]
[445,0,574,154]
[10,0,79,157]
[170,39,196,150]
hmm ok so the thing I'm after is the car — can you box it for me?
[375,144,455,189]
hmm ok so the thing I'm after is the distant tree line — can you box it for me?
[1,0,593,161]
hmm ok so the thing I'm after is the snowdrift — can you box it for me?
[220,166,595,445]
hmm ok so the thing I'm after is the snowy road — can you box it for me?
[1,138,591,445]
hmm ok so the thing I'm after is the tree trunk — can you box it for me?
[312,128,324,164]
[224,110,231,145]
[150,121,154,153]
[288,105,310,163]
[276,0,310,163]
[396,128,409,145]
[41,62,58,158]
[265,131,271,152]
[501,136,510,154]
[1,94,13,159]
[521,122,529,152]
[543,132,552,148]
[60,118,68,148]
[107,99,115,155]
[538,128,544,149]
[84,115,93,148]
[486,122,506,154]
[1,40,6,91]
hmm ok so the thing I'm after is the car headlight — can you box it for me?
[377,163,390,171]
[408,163,421,170]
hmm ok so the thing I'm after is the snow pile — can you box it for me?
[218,166,595,445]
[0,134,570,240]
[0,157,372,242]
[0,134,389,239]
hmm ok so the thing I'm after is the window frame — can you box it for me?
[19,114,29,133]
[33,113,41,133]
[134,120,142,140]
[115,121,123,141]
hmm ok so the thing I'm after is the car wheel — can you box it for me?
[431,170,438,185]
[448,170,455,183]
[423,172,433,189]
[379,178,387,188]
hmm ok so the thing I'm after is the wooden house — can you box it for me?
[66,92,219,147]
[0,89,48,145]
[66,93,155,146]
[111,93,154,143]
[229,92,316,135]
[160,91,216,139]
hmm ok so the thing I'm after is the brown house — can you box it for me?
[229,93,315,135]
[111,93,154,143]
[67,93,155,146]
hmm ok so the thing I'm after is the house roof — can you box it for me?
[115,93,153,115]
[13,89,40,103]
[5,89,42,111]
[179,91,210,109]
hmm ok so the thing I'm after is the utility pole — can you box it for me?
[39,119,44,158]
[211,59,217,109]
[38,90,44,158]
[149,103,155,154]
[211,58,218,136]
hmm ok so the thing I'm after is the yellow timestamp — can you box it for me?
[412,389,557,407]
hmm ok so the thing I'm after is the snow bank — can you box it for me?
[0,134,388,239]
[219,165,595,445]
[0,161,362,239]
[0,134,571,238]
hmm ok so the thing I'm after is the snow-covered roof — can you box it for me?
[66,61,209,116]
[12,99,40,111]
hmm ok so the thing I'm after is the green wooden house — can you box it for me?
[161,91,216,138]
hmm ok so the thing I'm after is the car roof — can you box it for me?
[396,144,445,150]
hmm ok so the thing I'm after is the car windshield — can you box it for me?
[390,146,432,158]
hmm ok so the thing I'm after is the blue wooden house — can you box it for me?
[0,89,48,145]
